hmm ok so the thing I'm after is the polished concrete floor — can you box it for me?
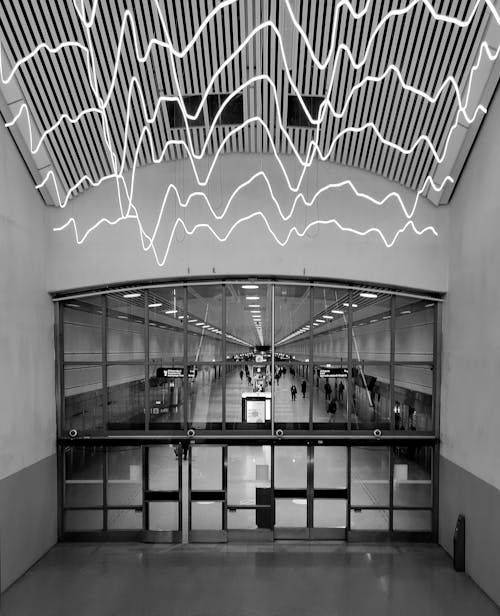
[1,543,499,616]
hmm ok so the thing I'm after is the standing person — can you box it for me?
[239,369,244,381]
[338,380,345,401]
[334,381,338,400]
[324,380,332,400]
[301,380,307,398]
[327,399,337,422]
[290,384,297,401]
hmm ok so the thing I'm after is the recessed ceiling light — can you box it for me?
[117,315,128,319]
[316,319,325,323]
[66,303,80,308]
[425,303,435,308]
[202,325,210,328]
[343,303,358,308]
[360,292,378,299]
[188,318,197,323]
[332,309,344,314]
[246,296,259,301]
[123,292,141,298]
[323,315,333,319]
[178,315,185,319]
[370,319,378,323]
[241,284,259,290]
[164,309,178,314]
[248,304,260,308]
[148,303,162,308]
[382,315,391,319]
[400,310,411,315]
[196,322,204,326]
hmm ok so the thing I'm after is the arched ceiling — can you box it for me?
[0,0,499,208]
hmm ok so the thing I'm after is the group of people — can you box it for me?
[290,379,308,401]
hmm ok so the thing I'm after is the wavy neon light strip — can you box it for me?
[3,0,498,261]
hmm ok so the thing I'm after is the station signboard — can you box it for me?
[319,367,348,379]
[156,366,197,379]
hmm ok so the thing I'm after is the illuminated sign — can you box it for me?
[156,367,197,379]
[319,368,348,379]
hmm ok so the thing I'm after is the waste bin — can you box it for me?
[453,514,465,571]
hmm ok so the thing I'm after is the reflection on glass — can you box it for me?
[107,365,145,429]
[312,286,349,363]
[274,362,309,426]
[149,364,184,428]
[63,297,103,362]
[393,365,433,431]
[188,363,223,428]
[312,364,348,428]
[351,363,391,429]
[393,446,432,507]
[393,510,432,531]
[227,508,269,530]
[186,285,223,362]
[274,446,307,488]
[149,502,179,531]
[107,447,142,507]
[107,509,142,530]
[107,293,145,361]
[65,510,103,531]
[148,446,178,491]
[313,500,346,528]
[191,446,222,490]
[395,298,435,362]
[275,499,307,527]
[148,287,185,364]
[227,446,271,505]
[350,509,389,530]
[351,293,391,362]
[64,365,103,432]
[191,502,222,529]
[64,447,103,507]
[351,447,390,507]
[314,447,347,488]
[226,361,272,429]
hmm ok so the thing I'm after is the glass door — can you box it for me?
[227,445,273,540]
[143,445,182,542]
[274,445,347,539]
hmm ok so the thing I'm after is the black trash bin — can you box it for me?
[453,514,465,571]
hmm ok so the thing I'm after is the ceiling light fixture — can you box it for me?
[123,292,141,298]
[241,284,259,290]
[164,309,178,314]
[360,292,378,299]
[246,296,259,301]
[331,309,344,314]
[148,302,162,308]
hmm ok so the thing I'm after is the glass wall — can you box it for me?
[58,281,439,434]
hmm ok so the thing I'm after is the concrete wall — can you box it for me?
[46,156,449,293]
[440,83,500,606]
[0,121,56,590]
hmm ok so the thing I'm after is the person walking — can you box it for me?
[290,384,297,401]
[324,381,332,400]
[338,380,345,401]
[301,380,307,398]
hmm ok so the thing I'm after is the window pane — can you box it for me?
[274,446,307,489]
[63,297,102,362]
[64,365,103,432]
[350,509,389,530]
[225,361,271,427]
[351,363,391,430]
[107,447,142,507]
[227,446,271,505]
[314,447,347,488]
[393,510,432,531]
[393,446,432,507]
[394,365,433,431]
[107,292,145,361]
[351,293,392,362]
[188,363,223,428]
[149,502,179,531]
[148,446,178,491]
[395,298,435,362]
[225,282,268,361]
[191,446,222,490]
[227,508,269,530]
[65,510,103,531]
[149,364,184,429]
[148,286,185,364]
[313,500,346,528]
[351,447,390,507]
[186,284,223,362]
[65,447,103,507]
[107,365,145,429]
[107,509,142,530]
[275,499,307,527]
[191,502,222,530]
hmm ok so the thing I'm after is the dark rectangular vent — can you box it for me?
[208,93,244,125]
[167,96,204,128]
[287,96,323,127]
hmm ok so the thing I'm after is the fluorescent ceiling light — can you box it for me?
[360,292,378,298]
[343,303,358,308]
[178,315,185,319]
[246,296,259,300]
[248,304,260,308]
[370,319,378,323]
[117,315,128,319]
[196,322,204,326]
[241,284,259,290]
[382,315,391,319]
[148,303,162,308]
[316,319,325,323]
[323,315,333,319]
[202,325,210,328]
[66,303,80,308]
[331,309,344,314]
[164,309,178,314]
[188,318,197,323]
[123,292,141,298]
[425,303,435,308]
[401,310,411,314]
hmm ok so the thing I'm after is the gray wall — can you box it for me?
[0,455,57,591]
[440,79,500,604]
[0,119,57,590]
